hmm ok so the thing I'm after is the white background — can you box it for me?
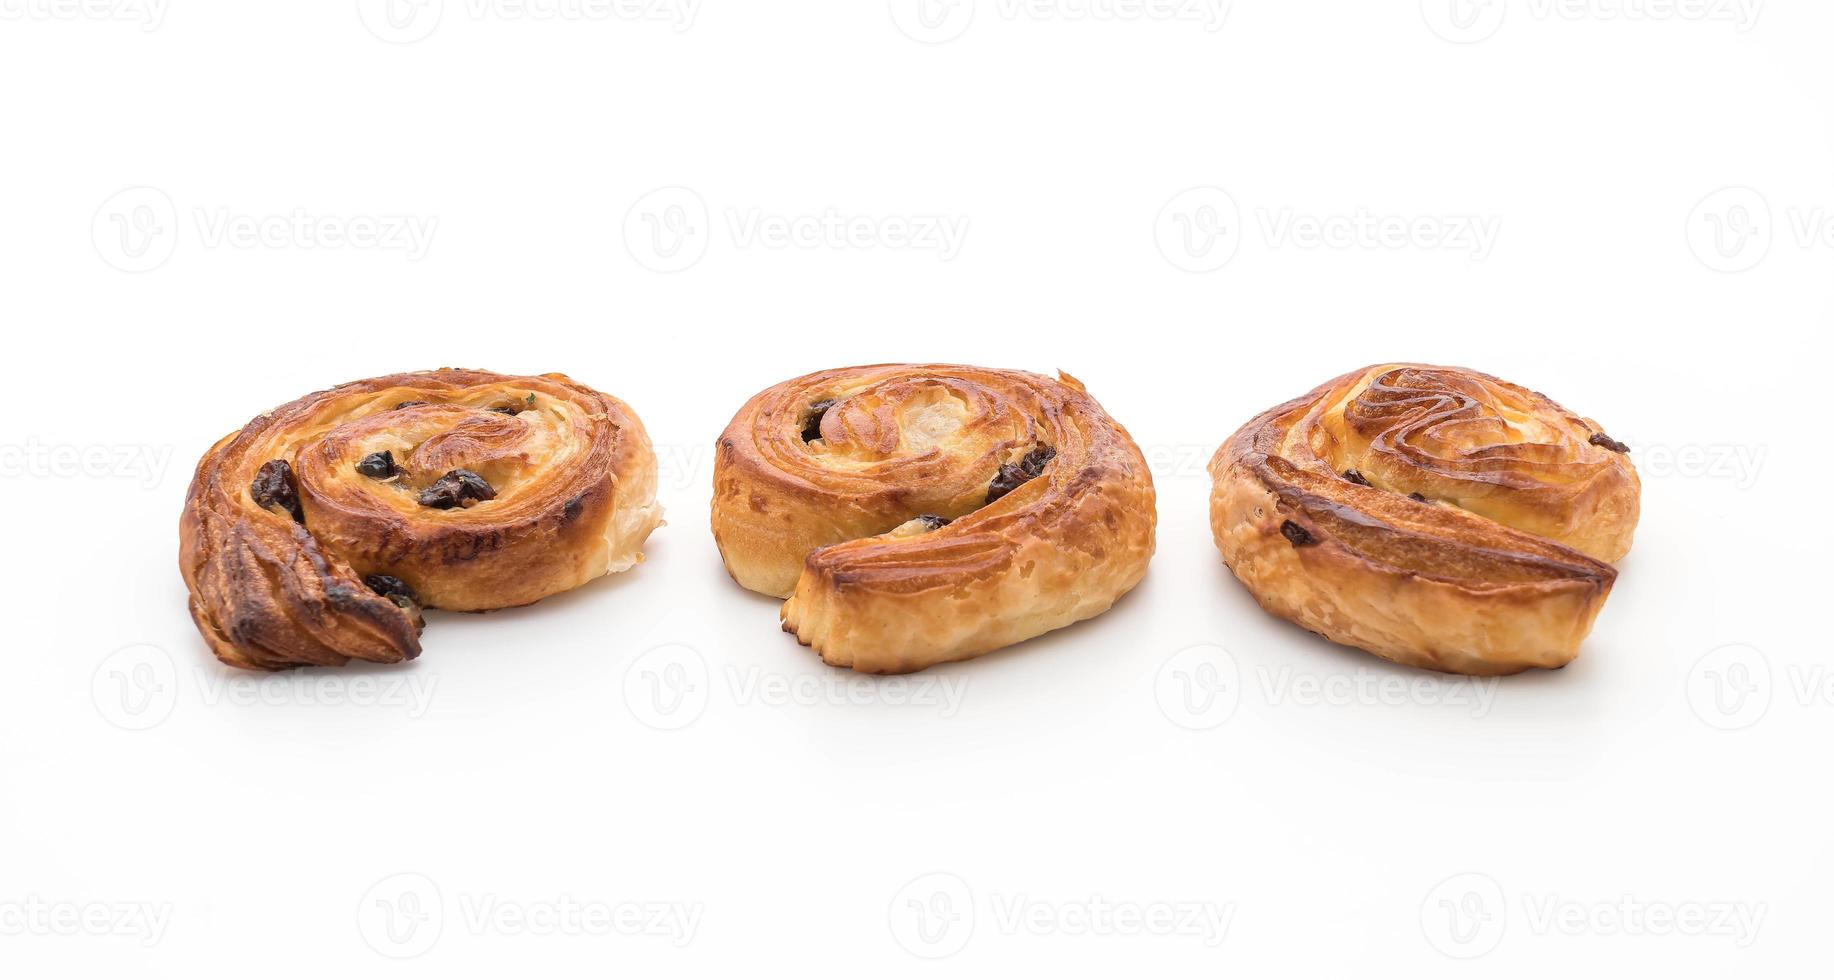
[1,0,1826,975]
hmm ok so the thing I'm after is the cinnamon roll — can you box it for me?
[179,369,663,670]
[1210,364,1639,675]
[713,364,1156,674]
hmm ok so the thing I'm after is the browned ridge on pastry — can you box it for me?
[712,364,1156,674]
[1209,363,1640,675]
[180,369,663,671]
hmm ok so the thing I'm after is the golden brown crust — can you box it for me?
[1209,364,1640,675]
[712,364,1156,673]
[179,368,662,671]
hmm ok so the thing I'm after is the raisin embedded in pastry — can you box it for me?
[1209,363,1641,675]
[711,363,1157,674]
[179,368,663,671]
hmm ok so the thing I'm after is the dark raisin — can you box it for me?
[418,468,496,509]
[363,574,418,608]
[1588,432,1630,454]
[986,463,1029,504]
[1342,469,1371,487]
[802,399,835,442]
[250,459,304,523]
[1279,520,1314,547]
[355,450,398,479]
[1408,492,1428,502]
[1019,444,1057,477]
[394,400,428,410]
[914,514,952,530]
[489,405,519,415]
[986,444,1057,504]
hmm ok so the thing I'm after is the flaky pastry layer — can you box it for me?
[179,368,662,670]
[713,364,1156,673]
[1209,363,1640,675]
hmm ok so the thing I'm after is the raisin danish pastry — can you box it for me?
[712,364,1156,674]
[180,369,663,670]
[1210,364,1639,675]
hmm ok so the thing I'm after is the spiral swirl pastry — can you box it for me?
[1210,363,1639,675]
[712,364,1156,674]
[180,369,663,671]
